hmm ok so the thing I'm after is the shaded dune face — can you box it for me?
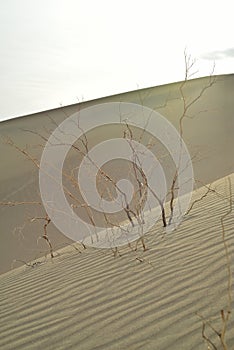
[0,74,234,274]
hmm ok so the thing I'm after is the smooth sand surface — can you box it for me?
[0,173,233,349]
[0,74,234,274]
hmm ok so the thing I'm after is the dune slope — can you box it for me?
[0,173,233,350]
[1,74,234,274]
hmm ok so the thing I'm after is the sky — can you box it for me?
[0,0,233,121]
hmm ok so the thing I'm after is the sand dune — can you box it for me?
[0,74,234,274]
[0,74,233,349]
[0,173,233,349]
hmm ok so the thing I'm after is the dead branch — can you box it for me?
[0,201,41,207]
[168,50,216,226]
[196,177,232,350]
[219,177,232,349]
[31,215,54,258]
[201,322,218,350]
[11,259,45,269]
[185,183,214,215]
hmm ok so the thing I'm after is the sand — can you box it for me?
[0,173,233,349]
[0,74,234,349]
[1,74,234,274]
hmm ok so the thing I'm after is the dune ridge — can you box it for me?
[0,173,233,349]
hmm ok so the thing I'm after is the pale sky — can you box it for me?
[0,0,233,121]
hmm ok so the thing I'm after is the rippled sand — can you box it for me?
[0,74,233,349]
[0,173,233,349]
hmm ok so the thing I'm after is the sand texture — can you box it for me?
[0,173,233,349]
[0,74,234,349]
[0,74,234,274]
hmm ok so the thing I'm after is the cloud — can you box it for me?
[201,47,234,60]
